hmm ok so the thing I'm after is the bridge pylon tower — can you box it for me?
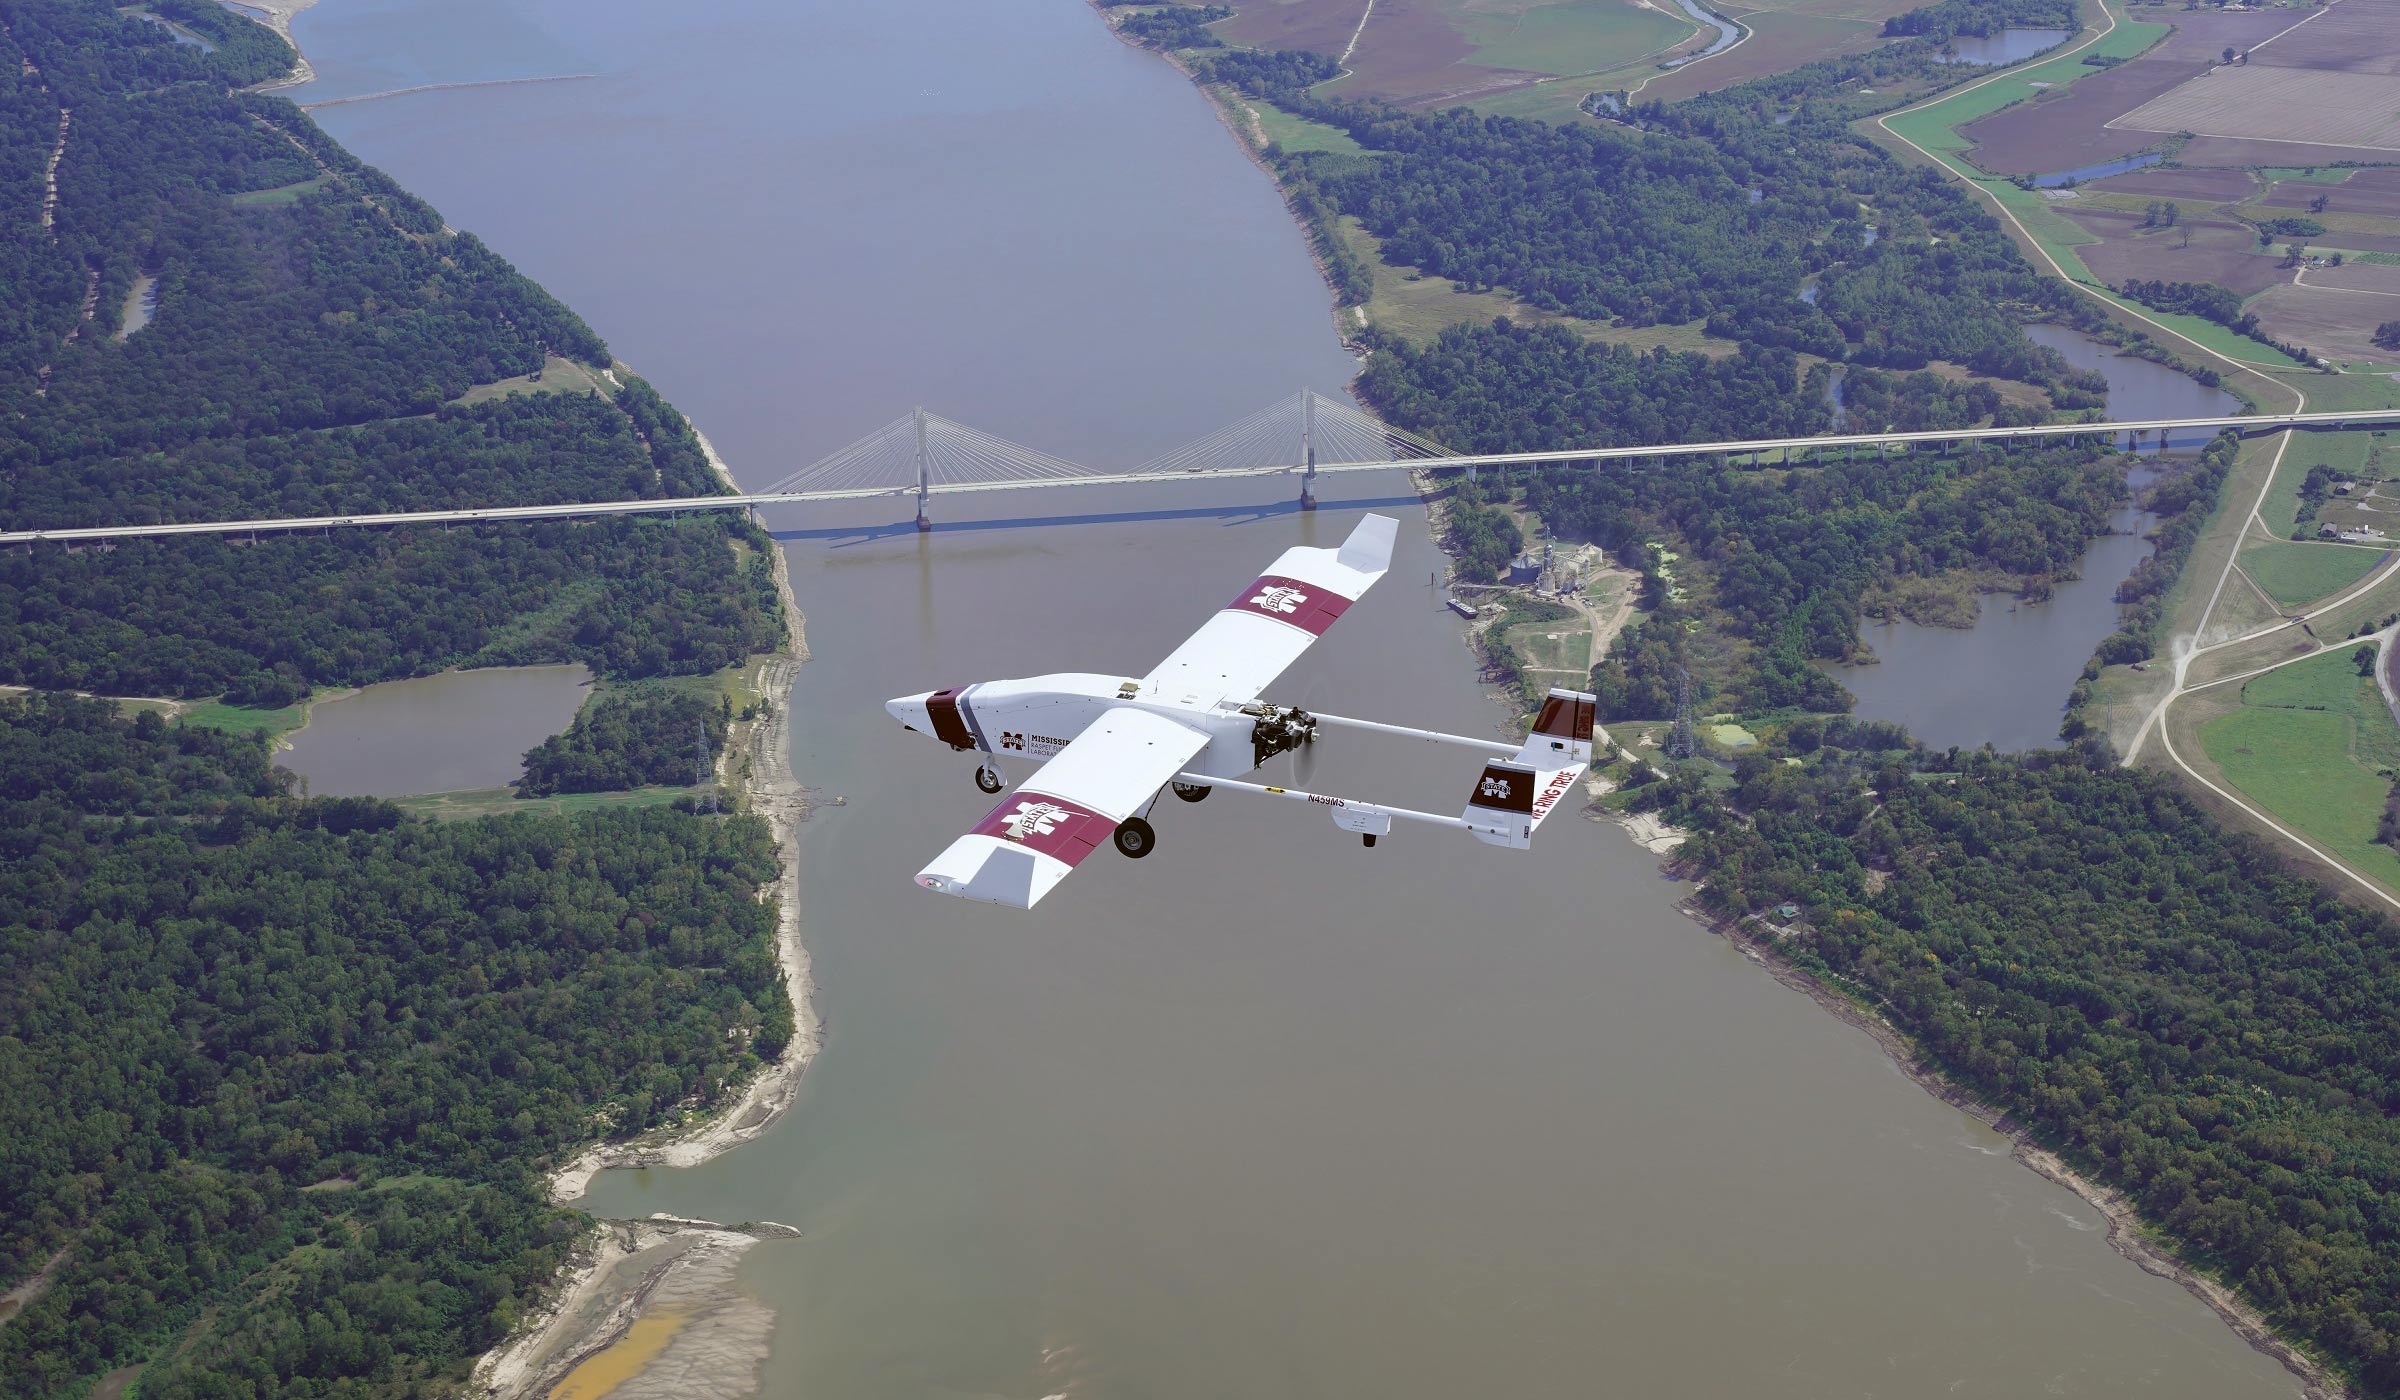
[913,406,933,532]
[1299,388,1318,512]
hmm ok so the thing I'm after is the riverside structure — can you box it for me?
[9,395,2396,545]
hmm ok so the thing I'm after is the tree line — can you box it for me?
[0,693,793,1396]
[1658,740,2400,1398]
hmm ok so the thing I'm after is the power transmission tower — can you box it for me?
[1665,666,1697,761]
[694,721,718,814]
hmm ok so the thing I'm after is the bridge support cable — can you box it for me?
[1128,390,1455,496]
[753,408,1094,525]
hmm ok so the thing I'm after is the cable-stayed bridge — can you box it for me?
[7,388,2400,546]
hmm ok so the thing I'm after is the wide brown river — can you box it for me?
[293,0,2300,1394]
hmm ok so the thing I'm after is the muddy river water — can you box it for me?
[293,0,2298,1394]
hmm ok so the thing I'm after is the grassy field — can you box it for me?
[1331,215,1749,355]
[2261,430,2377,534]
[179,698,308,736]
[393,784,694,822]
[2255,167,2358,185]
[2263,370,2400,414]
[1460,0,1694,77]
[450,354,605,408]
[1462,78,1613,124]
[2239,539,2387,608]
[1251,101,1368,156]
[229,175,334,206]
[2199,646,2400,888]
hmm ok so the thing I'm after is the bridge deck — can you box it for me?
[7,408,2397,545]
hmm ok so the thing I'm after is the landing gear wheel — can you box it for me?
[974,765,1004,794]
[1113,816,1156,859]
[1171,780,1211,803]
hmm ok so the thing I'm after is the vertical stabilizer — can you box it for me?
[1460,689,1595,849]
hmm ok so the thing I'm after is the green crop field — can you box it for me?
[178,698,307,736]
[1251,100,1368,156]
[1460,0,1695,78]
[229,175,334,207]
[2200,646,2400,887]
[2240,540,2387,607]
[2263,431,2378,534]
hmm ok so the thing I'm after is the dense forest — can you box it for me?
[1207,30,2108,388]
[0,694,792,1395]
[1659,744,2400,1396]
[0,0,771,701]
[519,689,730,796]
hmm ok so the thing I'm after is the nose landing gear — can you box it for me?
[974,764,1005,794]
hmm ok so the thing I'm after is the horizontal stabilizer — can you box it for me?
[1336,513,1398,574]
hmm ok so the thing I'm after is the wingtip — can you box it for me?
[1337,513,1399,575]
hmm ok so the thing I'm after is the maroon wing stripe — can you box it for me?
[1228,573,1351,637]
[969,791,1115,867]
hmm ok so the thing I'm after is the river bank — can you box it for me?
[230,0,319,90]
[1677,895,2352,1400]
[470,426,819,1399]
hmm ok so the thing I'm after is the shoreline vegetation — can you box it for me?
[467,429,821,1399]
[1676,896,2350,1400]
[0,2,816,1392]
[1104,5,2386,1397]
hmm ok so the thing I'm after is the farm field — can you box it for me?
[2240,539,2387,607]
[1949,6,2300,175]
[2260,169,2400,219]
[2197,645,2400,891]
[2249,279,2400,367]
[1222,0,1704,107]
[2053,208,2287,296]
[2112,66,2400,157]
[2086,167,2258,202]
[2106,0,2400,164]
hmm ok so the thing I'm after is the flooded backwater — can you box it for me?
[1832,325,2239,749]
[290,1,2301,1396]
[278,663,590,796]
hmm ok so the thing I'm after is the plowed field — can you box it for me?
[1954,8,2310,175]
[2112,66,2400,155]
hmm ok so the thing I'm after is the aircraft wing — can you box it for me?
[913,706,1210,908]
[1146,514,1397,701]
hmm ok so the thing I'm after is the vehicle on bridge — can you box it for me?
[886,514,1596,907]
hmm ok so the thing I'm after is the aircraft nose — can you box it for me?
[887,691,932,731]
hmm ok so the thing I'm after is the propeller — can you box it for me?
[1291,673,1329,787]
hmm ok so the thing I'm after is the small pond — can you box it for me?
[279,663,592,797]
[1939,28,2068,65]
[2036,151,2165,189]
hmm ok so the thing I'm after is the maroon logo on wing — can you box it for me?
[1231,573,1351,637]
[970,791,1115,867]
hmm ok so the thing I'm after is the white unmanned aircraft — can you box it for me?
[886,514,1597,907]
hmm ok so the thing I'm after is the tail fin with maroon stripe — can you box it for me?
[1462,688,1595,849]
